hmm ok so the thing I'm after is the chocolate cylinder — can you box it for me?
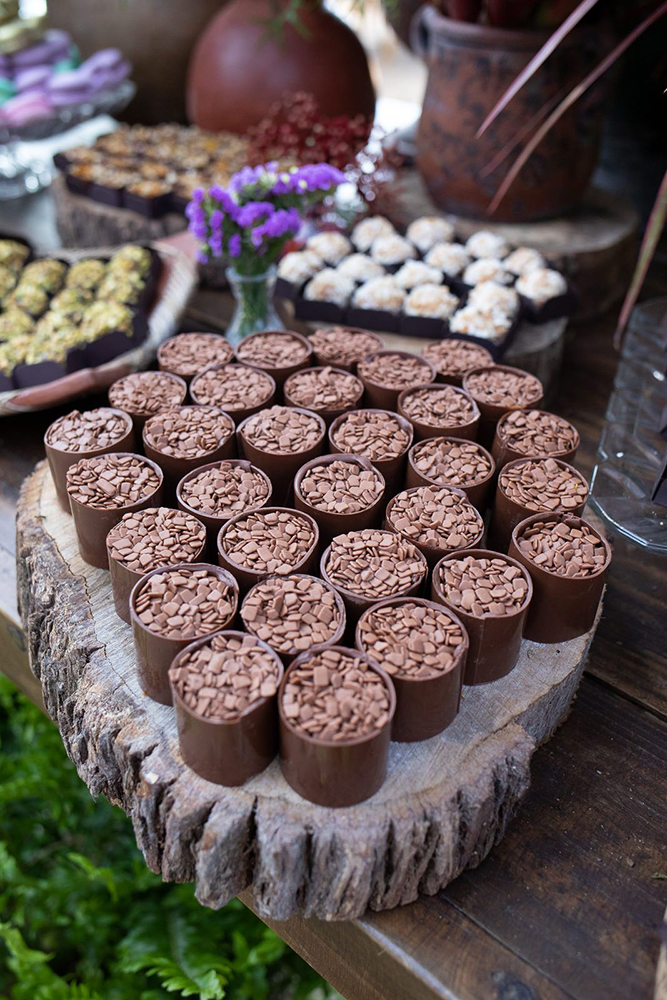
[328,409,414,498]
[283,365,364,426]
[358,350,436,411]
[143,408,237,495]
[45,408,135,513]
[488,458,589,553]
[397,384,480,442]
[355,597,468,742]
[431,549,533,685]
[508,512,611,643]
[235,329,313,388]
[157,332,235,384]
[384,485,485,569]
[130,563,239,705]
[241,574,346,666]
[68,454,164,569]
[278,646,396,807]
[107,509,207,625]
[320,541,429,625]
[491,408,580,470]
[406,436,496,512]
[236,406,326,506]
[189,363,277,422]
[176,459,274,549]
[293,454,386,546]
[463,365,544,449]
[309,326,384,373]
[217,507,320,595]
[170,631,283,786]
[110,371,188,433]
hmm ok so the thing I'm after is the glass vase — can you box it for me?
[225,266,284,347]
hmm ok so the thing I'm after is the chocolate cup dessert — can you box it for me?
[491,408,580,470]
[357,350,437,411]
[176,459,273,546]
[217,507,320,595]
[157,331,235,384]
[431,549,533,686]
[385,485,485,569]
[106,509,207,626]
[328,409,414,498]
[190,363,277,422]
[293,454,386,545]
[142,407,237,494]
[319,536,429,624]
[169,631,283,786]
[45,408,135,513]
[278,646,396,807]
[283,365,364,426]
[236,407,326,506]
[355,597,468,742]
[108,371,188,432]
[240,574,346,666]
[489,458,589,553]
[68,454,164,569]
[508,512,611,644]
[309,326,384,373]
[234,329,313,388]
[422,341,495,388]
[130,563,239,706]
[406,436,496,512]
[397,384,480,442]
[462,365,545,449]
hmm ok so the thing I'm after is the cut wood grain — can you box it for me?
[52,174,187,249]
[16,461,601,921]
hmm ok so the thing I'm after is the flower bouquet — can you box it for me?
[186,162,344,344]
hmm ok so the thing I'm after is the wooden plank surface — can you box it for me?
[0,243,665,995]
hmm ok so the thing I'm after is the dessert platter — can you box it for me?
[277,217,575,358]
[0,232,198,415]
[17,327,609,921]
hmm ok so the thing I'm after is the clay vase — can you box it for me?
[412,5,609,222]
[187,0,375,133]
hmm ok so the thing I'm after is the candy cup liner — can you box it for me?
[278,645,396,807]
[488,457,588,553]
[293,453,386,546]
[355,596,468,742]
[170,630,283,786]
[406,435,496,513]
[508,511,610,644]
[45,407,135,513]
[68,452,163,569]
[431,548,533,685]
[217,506,320,595]
[397,384,480,442]
[130,563,239,706]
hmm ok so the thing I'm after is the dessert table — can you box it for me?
[0,191,666,1000]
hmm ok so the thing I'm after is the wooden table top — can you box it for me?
[1,193,666,1000]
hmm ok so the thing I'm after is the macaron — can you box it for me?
[0,76,16,103]
[14,65,52,94]
[0,91,52,125]
[12,30,71,69]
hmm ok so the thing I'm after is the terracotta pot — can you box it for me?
[412,6,609,222]
[187,0,375,133]
[47,0,226,124]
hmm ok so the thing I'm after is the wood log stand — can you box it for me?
[17,462,601,922]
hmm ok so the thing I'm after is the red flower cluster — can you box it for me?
[247,91,371,170]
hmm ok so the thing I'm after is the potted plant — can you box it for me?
[409,0,611,221]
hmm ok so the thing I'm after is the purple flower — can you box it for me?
[236,201,274,228]
[191,187,205,204]
[209,209,224,230]
[228,233,242,258]
[196,249,209,264]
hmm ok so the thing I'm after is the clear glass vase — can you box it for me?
[225,266,284,347]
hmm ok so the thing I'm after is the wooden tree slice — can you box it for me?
[52,174,188,250]
[17,462,601,921]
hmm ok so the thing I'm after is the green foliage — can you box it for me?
[0,677,335,1000]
